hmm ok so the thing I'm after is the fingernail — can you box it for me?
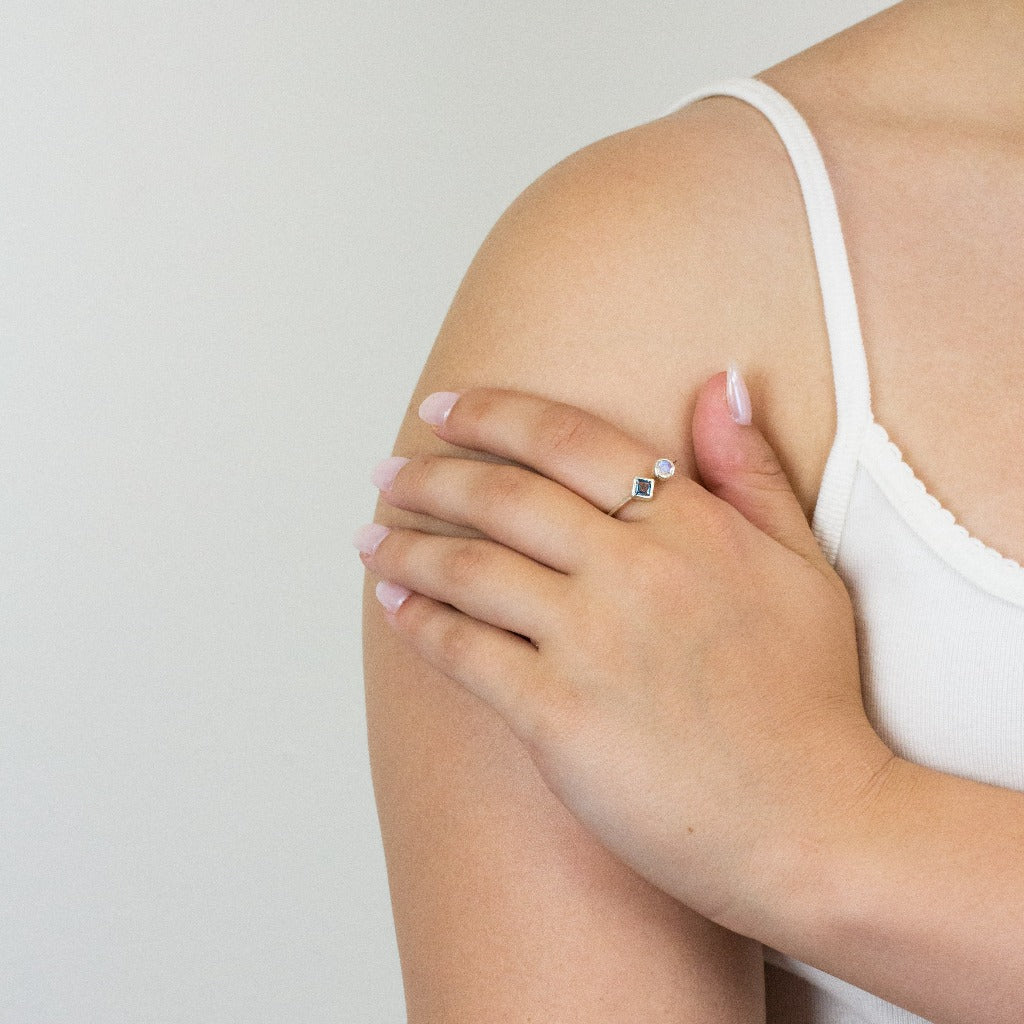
[352,522,390,555]
[418,391,461,427]
[726,361,752,425]
[372,456,409,491]
[376,579,411,613]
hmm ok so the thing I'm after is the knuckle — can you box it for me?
[619,538,684,595]
[740,447,791,493]
[433,617,476,669]
[439,539,488,588]
[478,463,530,512]
[684,491,745,555]
[607,517,674,571]
[707,499,746,551]
[456,387,501,442]
[533,402,593,459]
[403,453,445,495]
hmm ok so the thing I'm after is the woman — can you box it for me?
[356,1,1024,1020]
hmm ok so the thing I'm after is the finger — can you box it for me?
[362,524,565,644]
[419,385,706,522]
[375,582,548,747]
[377,454,613,574]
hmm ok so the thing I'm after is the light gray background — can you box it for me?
[0,2,889,1021]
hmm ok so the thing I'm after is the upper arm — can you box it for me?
[363,98,830,1021]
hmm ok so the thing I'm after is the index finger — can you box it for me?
[418,385,706,522]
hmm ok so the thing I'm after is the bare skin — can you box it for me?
[756,0,1024,566]
[362,0,1024,1018]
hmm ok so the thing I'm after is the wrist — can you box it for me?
[725,749,1024,1022]
[728,733,909,956]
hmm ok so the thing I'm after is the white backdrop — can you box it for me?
[0,1,889,1020]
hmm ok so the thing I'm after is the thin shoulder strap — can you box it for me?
[657,76,873,565]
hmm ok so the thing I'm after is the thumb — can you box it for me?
[691,364,825,569]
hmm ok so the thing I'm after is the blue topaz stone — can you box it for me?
[631,476,655,499]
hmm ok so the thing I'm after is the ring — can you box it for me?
[606,458,676,517]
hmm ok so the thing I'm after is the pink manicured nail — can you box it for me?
[352,522,390,555]
[418,391,461,427]
[376,579,411,613]
[726,361,752,425]
[372,456,409,491]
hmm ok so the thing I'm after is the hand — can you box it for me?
[355,372,898,939]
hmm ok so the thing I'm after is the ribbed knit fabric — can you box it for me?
[658,77,1024,1022]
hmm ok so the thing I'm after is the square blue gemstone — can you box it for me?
[632,477,654,498]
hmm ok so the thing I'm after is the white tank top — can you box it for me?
[659,76,1024,1023]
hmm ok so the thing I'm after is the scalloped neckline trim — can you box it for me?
[858,419,1024,606]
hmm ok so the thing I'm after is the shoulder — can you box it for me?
[471,92,820,331]
[416,95,837,522]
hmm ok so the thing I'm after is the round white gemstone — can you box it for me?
[654,458,675,479]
